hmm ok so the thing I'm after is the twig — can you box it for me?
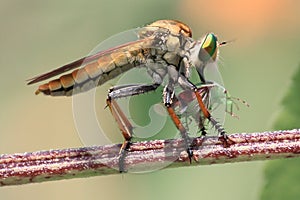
[0,129,300,186]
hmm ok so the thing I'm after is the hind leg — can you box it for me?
[106,83,160,172]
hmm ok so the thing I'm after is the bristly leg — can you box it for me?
[195,87,235,147]
[163,85,194,162]
[200,127,207,137]
[107,83,160,172]
[177,75,234,147]
[209,117,235,147]
[106,98,132,172]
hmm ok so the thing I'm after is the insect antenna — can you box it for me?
[219,38,236,47]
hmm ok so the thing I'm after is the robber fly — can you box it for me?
[28,20,231,172]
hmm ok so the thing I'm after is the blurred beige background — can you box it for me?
[1,0,300,200]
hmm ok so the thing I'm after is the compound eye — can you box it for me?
[198,33,218,62]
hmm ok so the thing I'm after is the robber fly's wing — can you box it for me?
[27,38,152,85]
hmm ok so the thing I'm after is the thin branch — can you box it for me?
[1,129,300,186]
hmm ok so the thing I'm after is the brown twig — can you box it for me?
[0,129,300,186]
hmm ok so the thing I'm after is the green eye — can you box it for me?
[198,33,218,62]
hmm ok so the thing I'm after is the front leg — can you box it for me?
[177,75,234,147]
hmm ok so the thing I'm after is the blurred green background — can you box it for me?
[260,66,300,200]
[1,0,300,199]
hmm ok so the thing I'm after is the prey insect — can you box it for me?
[173,82,249,137]
[28,20,232,172]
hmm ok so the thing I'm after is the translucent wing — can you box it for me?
[26,39,149,85]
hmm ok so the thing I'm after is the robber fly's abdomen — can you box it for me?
[36,46,148,96]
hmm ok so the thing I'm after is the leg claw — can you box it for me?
[219,134,235,147]
[187,148,193,164]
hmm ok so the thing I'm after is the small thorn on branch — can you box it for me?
[0,129,300,186]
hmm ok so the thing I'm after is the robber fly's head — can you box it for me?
[189,33,225,82]
[190,33,220,67]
